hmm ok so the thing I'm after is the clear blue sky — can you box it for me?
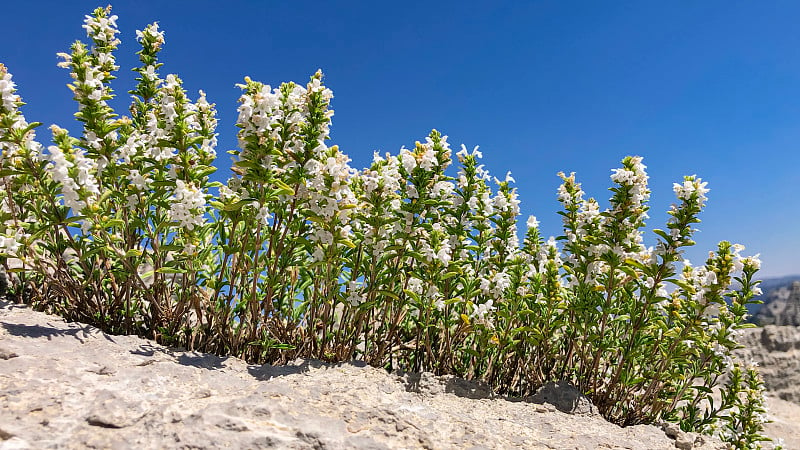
[3,1,799,278]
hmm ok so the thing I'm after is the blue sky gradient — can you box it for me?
[2,1,799,277]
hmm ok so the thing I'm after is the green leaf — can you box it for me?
[97,189,115,205]
[139,270,155,279]
[124,249,143,258]
[406,251,426,262]
[338,238,356,249]
[104,218,125,228]
[653,229,670,242]
[273,180,295,196]
[83,245,111,260]
[377,290,400,301]
[403,290,420,302]
[64,215,87,224]
[155,267,186,274]
[692,385,713,394]
[193,165,217,178]
[223,199,251,211]
[22,121,42,135]
[234,160,258,169]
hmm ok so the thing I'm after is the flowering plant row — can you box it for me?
[0,6,774,448]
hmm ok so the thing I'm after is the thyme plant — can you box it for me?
[0,6,775,448]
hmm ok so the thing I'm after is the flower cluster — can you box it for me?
[0,66,43,164]
[45,142,98,214]
[0,68,20,111]
[0,64,47,262]
[168,180,206,230]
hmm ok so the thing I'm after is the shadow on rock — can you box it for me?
[246,358,324,380]
[527,381,598,416]
[130,342,232,371]
[0,299,28,311]
[401,371,496,400]
[400,372,599,416]
[177,352,230,370]
[1,321,109,344]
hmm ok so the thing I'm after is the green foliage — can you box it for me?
[0,6,775,448]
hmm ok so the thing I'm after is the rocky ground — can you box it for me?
[0,299,790,449]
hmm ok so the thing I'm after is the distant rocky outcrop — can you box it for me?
[735,325,800,403]
[752,281,800,326]
[739,275,800,322]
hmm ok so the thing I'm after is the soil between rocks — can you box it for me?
[0,299,756,449]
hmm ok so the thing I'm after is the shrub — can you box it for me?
[0,6,774,448]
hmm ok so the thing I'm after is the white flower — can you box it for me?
[346,281,364,307]
[611,156,647,183]
[0,72,20,110]
[126,194,138,208]
[673,176,709,204]
[471,299,495,321]
[136,22,165,51]
[418,146,438,171]
[493,193,508,211]
[168,180,206,230]
[432,180,454,198]
[311,229,334,246]
[183,243,197,256]
[491,271,511,295]
[255,204,272,226]
[526,215,539,229]
[73,151,100,195]
[44,145,94,213]
[400,149,416,173]
[82,10,120,46]
[0,229,27,255]
[703,270,717,286]
[436,245,452,266]
[407,277,424,295]
[150,145,176,161]
[557,184,572,202]
[127,169,150,190]
[479,277,491,295]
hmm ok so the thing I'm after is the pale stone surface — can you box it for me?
[736,326,800,403]
[0,300,728,449]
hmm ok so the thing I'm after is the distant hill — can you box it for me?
[749,275,800,325]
